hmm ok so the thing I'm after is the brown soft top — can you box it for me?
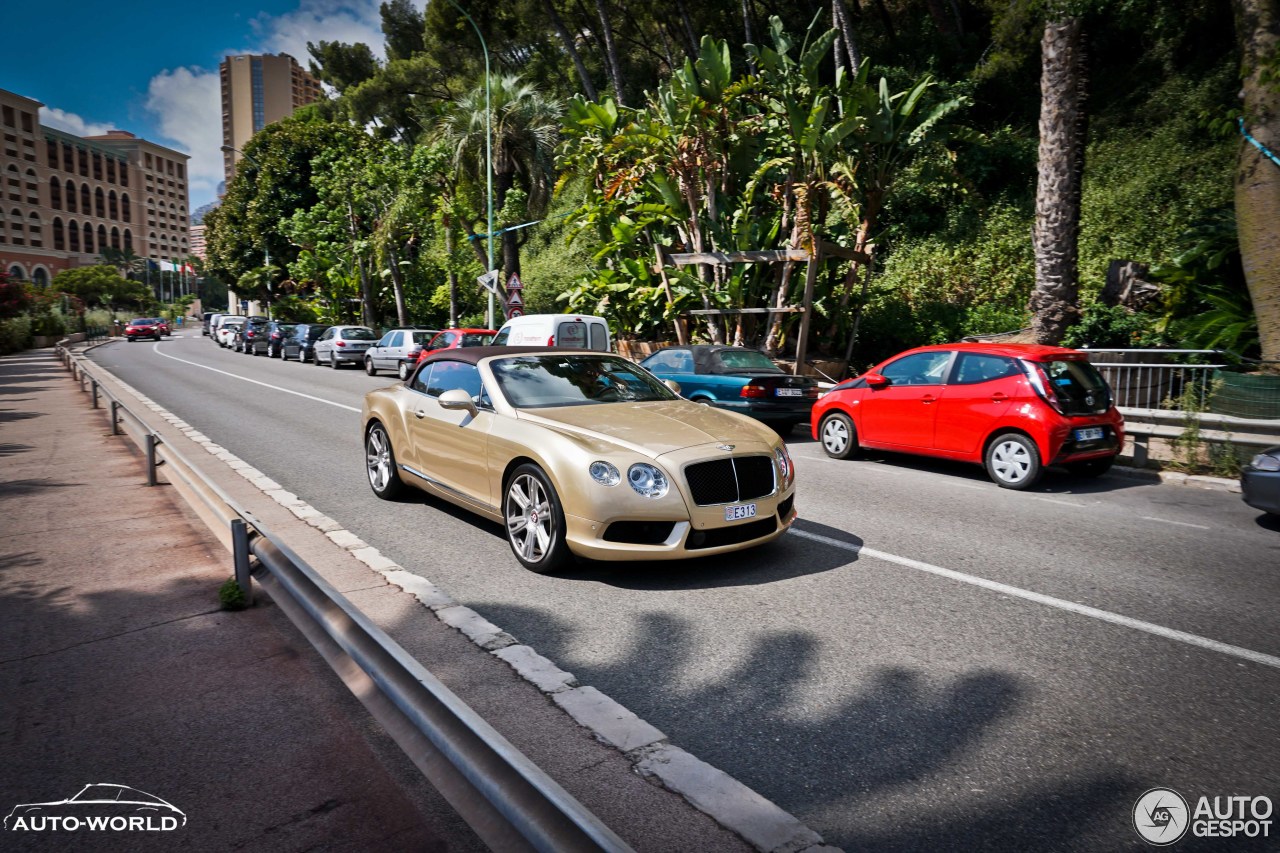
[418,345,600,366]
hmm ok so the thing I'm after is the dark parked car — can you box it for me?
[639,345,819,434]
[252,321,297,357]
[1241,445,1280,517]
[281,324,331,362]
[233,317,270,353]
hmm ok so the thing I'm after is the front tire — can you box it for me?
[504,464,573,574]
[819,412,859,460]
[365,423,408,500]
[985,432,1042,490]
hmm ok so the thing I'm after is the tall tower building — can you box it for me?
[219,53,322,184]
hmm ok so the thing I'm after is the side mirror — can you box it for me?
[663,379,682,395]
[438,388,478,416]
[864,373,890,389]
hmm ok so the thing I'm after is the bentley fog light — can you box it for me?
[627,463,669,498]
[590,460,621,486]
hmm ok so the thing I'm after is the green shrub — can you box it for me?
[218,577,249,611]
[0,316,32,354]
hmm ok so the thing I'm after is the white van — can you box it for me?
[493,314,612,352]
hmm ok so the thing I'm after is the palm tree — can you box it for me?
[1027,15,1086,345]
[437,75,561,292]
[1233,0,1280,371]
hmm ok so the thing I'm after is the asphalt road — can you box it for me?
[91,334,1280,852]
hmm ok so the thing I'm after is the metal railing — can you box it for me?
[1079,348,1229,412]
[55,342,633,853]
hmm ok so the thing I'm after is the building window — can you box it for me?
[122,194,131,222]
[145,153,152,168]
[109,190,118,219]
[80,184,90,213]
[30,213,43,247]
[65,180,77,212]
[111,226,120,249]
[53,218,64,250]
[32,267,48,286]
[46,139,58,167]
[251,57,266,132]
[50,177,61,209]
[9,264,26,279]
[94,187,105,218]
[1,106,13,127]
[21,112,33,133]
[107,158,116,184]
[124,229,133,253]
[97,224,106,250]
[62,142,74,172]
[83,222,94,253]
[68,219,80,251]
[92,152,102,180]
[120,162,129,187]
[78,148,88,177]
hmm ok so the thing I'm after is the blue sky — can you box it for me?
[3,0,393,211]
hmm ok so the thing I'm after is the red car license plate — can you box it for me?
[1075,427,1104,442]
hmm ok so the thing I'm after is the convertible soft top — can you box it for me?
[417,345,597,367]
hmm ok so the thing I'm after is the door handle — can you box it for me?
[921,395,936,404]
[414,409,427,419]
[990,392,1008,401]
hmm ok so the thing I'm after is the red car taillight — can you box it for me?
[547,335,556,346]
[1024,361,1066,415]
[335,340,346,347]
[740,384,769,398]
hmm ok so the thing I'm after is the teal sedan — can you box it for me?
[639,345,819,435]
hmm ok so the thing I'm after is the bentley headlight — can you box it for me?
[775,445,792,482]
[590,460,621,486]
[627,463,669,498]
[1250,452,1280,472]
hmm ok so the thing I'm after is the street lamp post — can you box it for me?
[445,0,495,330]
[221,144,273,319]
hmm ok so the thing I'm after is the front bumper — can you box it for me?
[1241,467,1280,514]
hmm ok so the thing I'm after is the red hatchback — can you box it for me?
[812,343,1124,489]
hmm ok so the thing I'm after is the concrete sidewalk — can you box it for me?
[0,349,484,850]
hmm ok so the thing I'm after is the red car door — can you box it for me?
[859,351,953,448]
[933,352,1020,456]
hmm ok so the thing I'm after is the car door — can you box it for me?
[859,350,953,449]
[371,331,398,369]
[314,327,335,360]
[404,360,495,508]
[932,352,1019,456]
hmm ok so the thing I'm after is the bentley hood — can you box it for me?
[517,400,775,457]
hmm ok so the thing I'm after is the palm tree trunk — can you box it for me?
[1028,16,1085,345]
[594,0,628,106]
[543,0,599,101]
[1233,0,1280,370]
[832,0,862,71]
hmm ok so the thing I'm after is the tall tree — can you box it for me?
[595,0,628,105]
[381,0,426,61]
[543,0,599,100]
[1233,0,1280,370]
[1027,13,1086,344]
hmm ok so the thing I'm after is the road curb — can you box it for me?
[74,341,836,853]
[1112,464,1242,493]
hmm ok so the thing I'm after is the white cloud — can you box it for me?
[39,107,114,138]
[140,0,391,210]
[144,68,224,211]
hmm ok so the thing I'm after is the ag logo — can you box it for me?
[1134,788,1189,845]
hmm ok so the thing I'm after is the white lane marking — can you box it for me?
[1141,516,1211,531]
[149,341,360,413]
[789,527,1280,671]
[1032,497,1085,507]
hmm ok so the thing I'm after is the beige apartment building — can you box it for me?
[1,88,191,286]
[221,53,322,183]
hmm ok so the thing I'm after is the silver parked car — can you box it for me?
[364,328,440,377]
[312,325,378,368]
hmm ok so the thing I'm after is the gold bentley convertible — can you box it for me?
[362,346,798,573]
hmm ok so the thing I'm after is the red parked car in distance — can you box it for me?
[812,343,1125,490]
[124,318,163,341]
[404,328,498,376]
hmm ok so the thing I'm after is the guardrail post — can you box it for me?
[145,434,158,486]
[110,401,120,435]
[91,381,100,409]
[231,519,254,605]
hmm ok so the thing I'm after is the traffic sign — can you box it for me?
[476,269,499,294]
[506,289,524,308]
[506,272,523,291]
[507,308,524,319]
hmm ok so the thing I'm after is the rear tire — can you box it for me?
[819,412,859,460]
[365,423,408,500]
[985,432,1042,490]
[330,351,340,369]
[398,361,411,382]
[504,464,573,574]
[365,357,377,376]
[1067,457,1114,478]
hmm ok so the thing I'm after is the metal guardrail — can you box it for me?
[55,342,633,853]
[1079,348,1228,412]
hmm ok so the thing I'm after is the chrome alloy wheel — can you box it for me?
[990,438,1032,484]
[505,473,554,564]
[366,427,393,492]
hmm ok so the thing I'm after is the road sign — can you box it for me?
[506,308,524,319]
[506,289,524,308]
[506,272,523,291]
[476,269,499,294]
